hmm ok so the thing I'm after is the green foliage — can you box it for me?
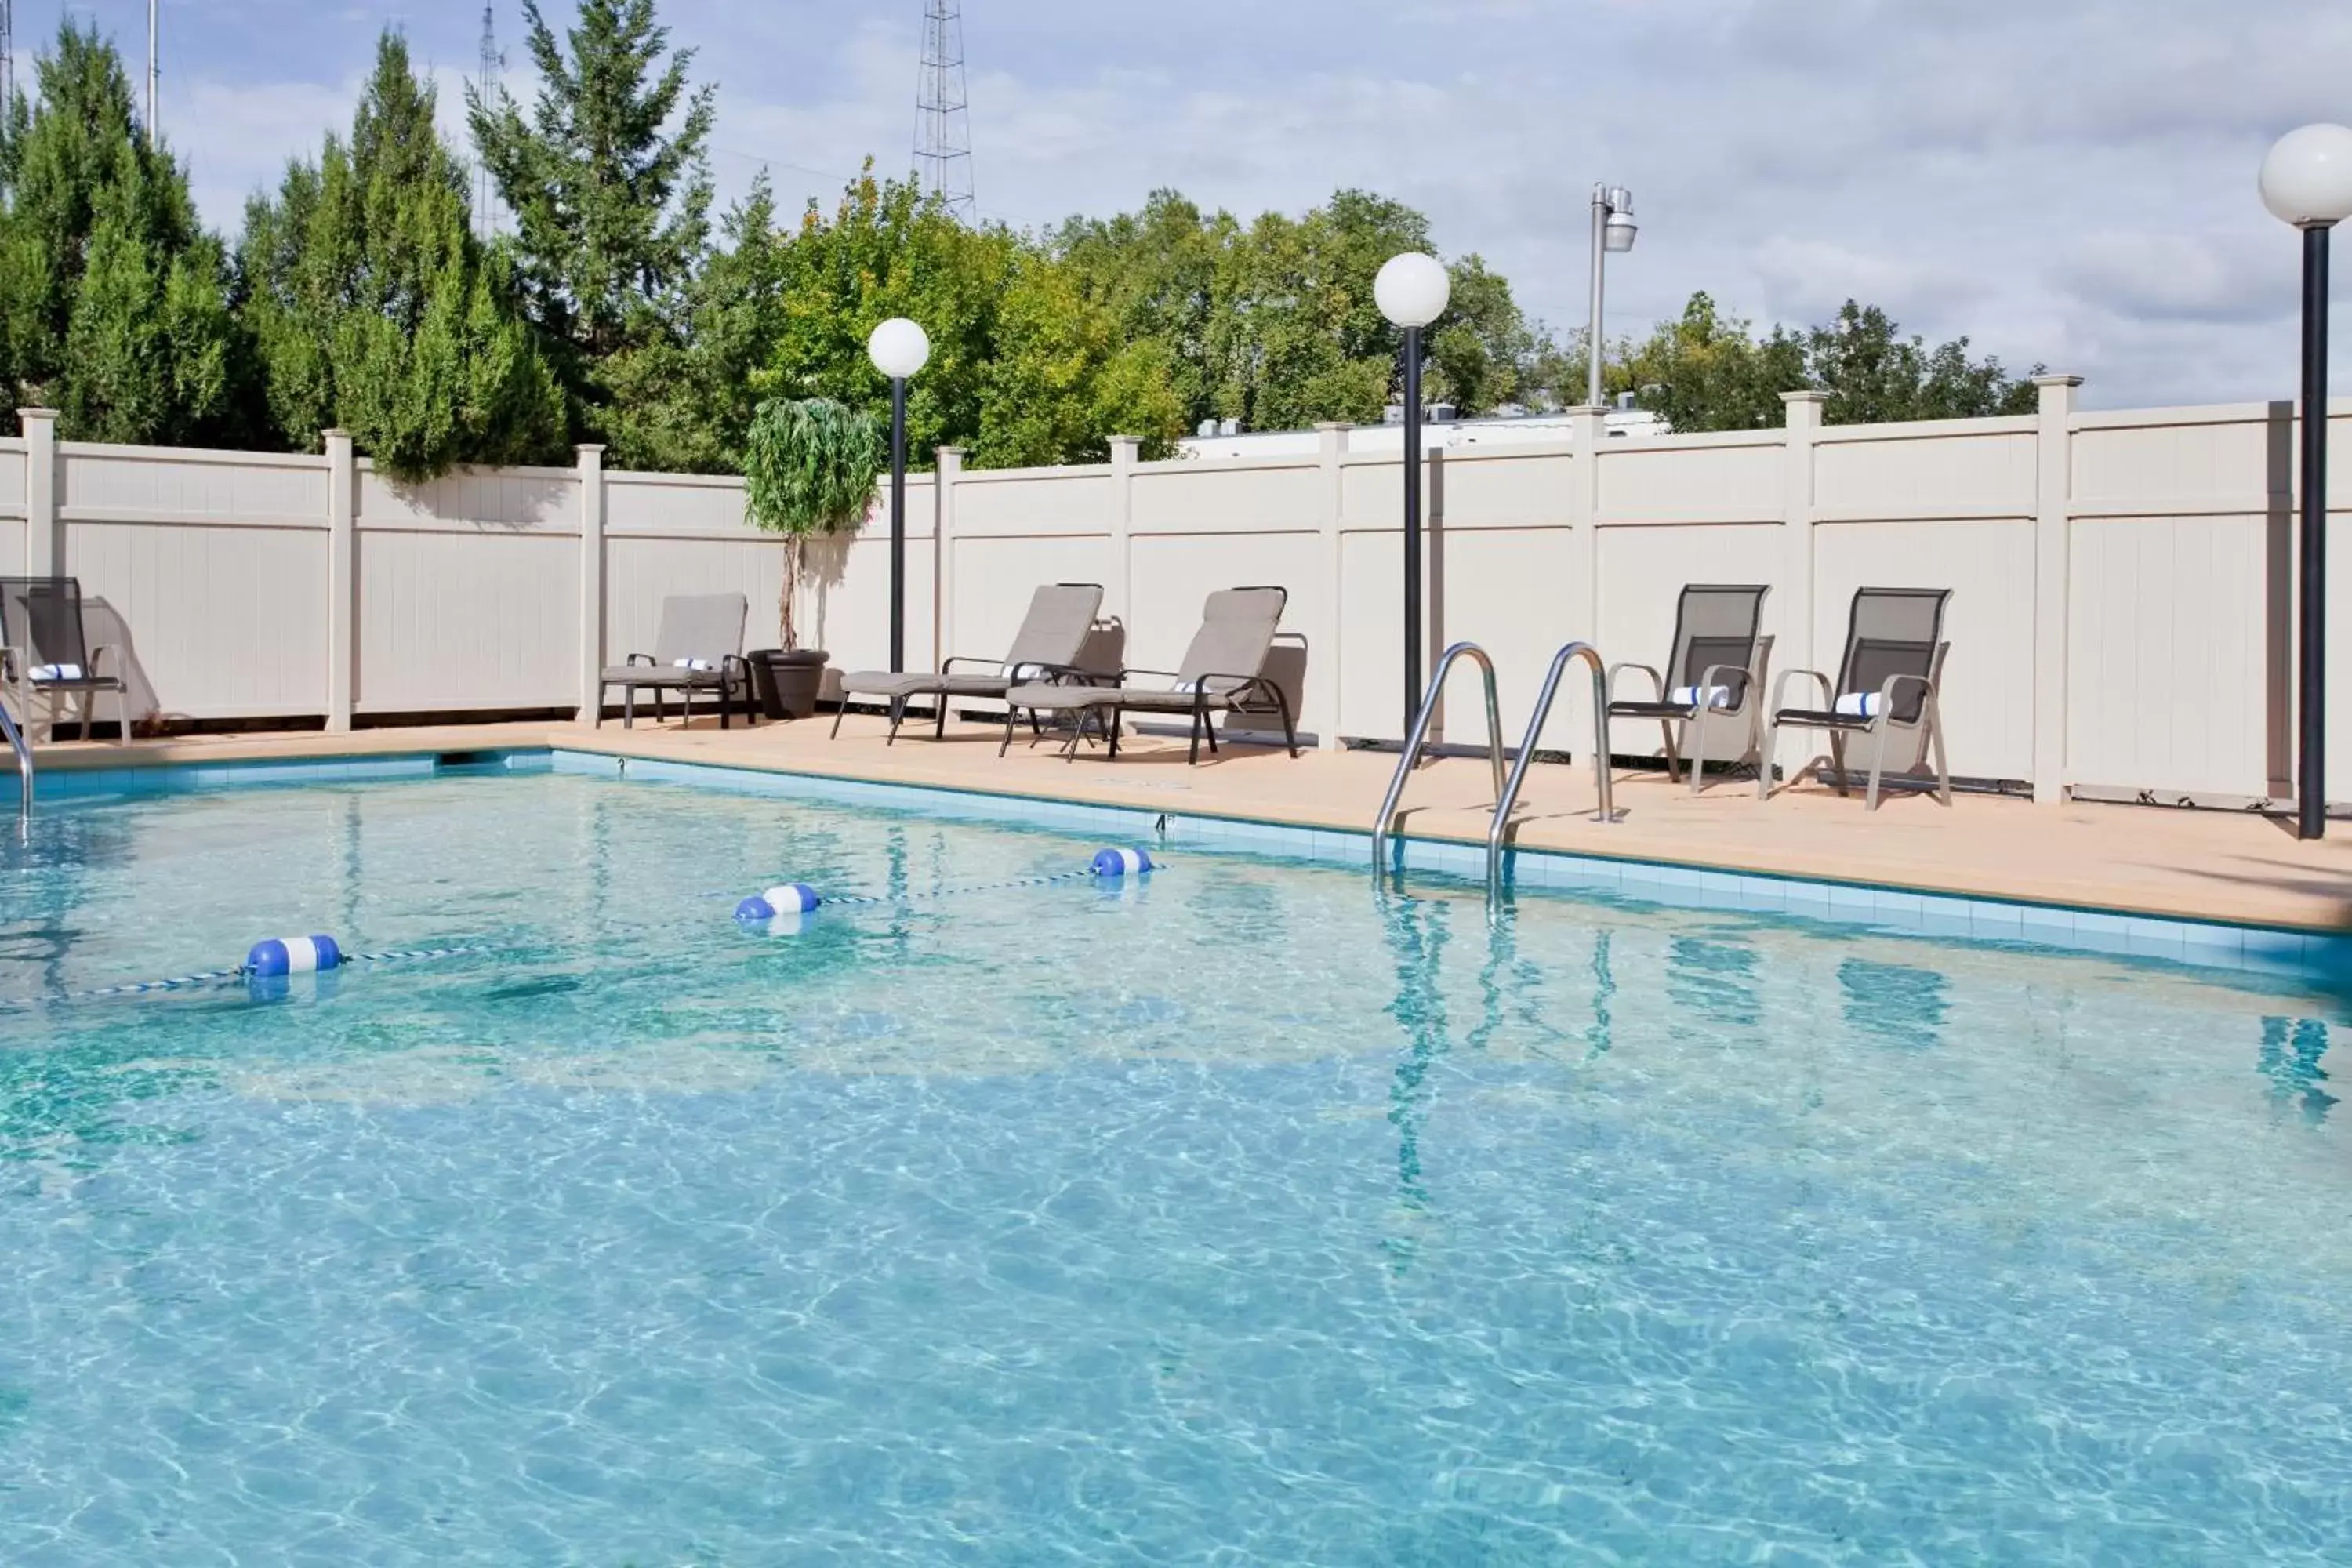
[0,22,241,445]
[1053,188,1542,432]
[236,32,565,480]
[742,395,885,648]
[1621,292,2041,432]
[467,0,715,440]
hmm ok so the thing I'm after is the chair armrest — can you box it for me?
[1875,671,1936,726]
[1769,667,1835,717]
[939,655,1003,674]
[1010,661,1109,688]
[1187,671,1267,699]
[1603,662,1663,708]
[1692,663,1750,712]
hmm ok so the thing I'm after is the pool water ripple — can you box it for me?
[0,772,2346,1563]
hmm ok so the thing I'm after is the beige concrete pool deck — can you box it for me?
[31,711,2352,935]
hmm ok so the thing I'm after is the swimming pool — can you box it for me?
[2,764,2347,1563]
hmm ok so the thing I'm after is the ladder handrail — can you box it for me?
[0,697,29,829]
[1371,641,1506,869]
[1486,641,1612,894]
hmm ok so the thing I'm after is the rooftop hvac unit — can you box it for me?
[1196,418,1219,437]
[1218,418,1240,437]
[1430,403,1458,423]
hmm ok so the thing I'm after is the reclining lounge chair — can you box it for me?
[0,577,130,744]
[1602,583,1773,793]
[833,582,1105,743]
[1002,586,1298,764]
[1761,586,1952,809]
[597,593,750,729]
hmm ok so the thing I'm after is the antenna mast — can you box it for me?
[1,0,13,134]
[913,0,974,222]
[475,4,503,239]
[146,0,158,148]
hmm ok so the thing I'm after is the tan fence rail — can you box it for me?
[5,383,2347,807]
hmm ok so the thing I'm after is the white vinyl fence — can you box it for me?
[4,381,2347,808]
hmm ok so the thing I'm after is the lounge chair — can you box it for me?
[1602,584,1773,793]
[597,593,750,729]
[831,582,1105,744]
[1761,586,1952,809]
[1002,585,1299,764]
[0,577,129,744]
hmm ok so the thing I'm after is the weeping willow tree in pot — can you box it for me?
[741,396,887,718]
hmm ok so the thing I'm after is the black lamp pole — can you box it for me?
[2299,223,2332,840]
[1403,324,1424,730]
[889,375,908,675]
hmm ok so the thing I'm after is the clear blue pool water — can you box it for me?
[1,769,2348,1564]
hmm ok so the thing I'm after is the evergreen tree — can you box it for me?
[466,0,715,432]
[0,23,239,445]
[237,32,565,480]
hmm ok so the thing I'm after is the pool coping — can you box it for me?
[28,740,2350,984]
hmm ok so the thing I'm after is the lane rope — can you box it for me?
[0,942,495,1014]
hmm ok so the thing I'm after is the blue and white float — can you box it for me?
[1090,847,1154,879]
[244,935,343,978]
[735,884,822,924]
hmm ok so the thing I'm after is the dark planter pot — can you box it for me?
[750,648,830,720]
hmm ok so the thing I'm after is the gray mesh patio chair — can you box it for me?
[832,582,1105,744]
[1761,586,1952,809]
[1603,584,1773,794]
[1001,586,1299,764]
[0,577,129,744]
[597,593,750,729]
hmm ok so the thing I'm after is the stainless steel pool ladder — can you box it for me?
[0,696,29,828]
[1371,641,1508,875]
[1372,640,1615,898]
[1486,642,1613,895]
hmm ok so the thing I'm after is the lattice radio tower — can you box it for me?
[913,0,974,222]
[475,5,504,239]
[1,1,14,134]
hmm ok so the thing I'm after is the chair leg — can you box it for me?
[1757,722,1775,799]
[1000,706,1019,757]
[830,699,847,739]
[1188,709,1202,765]
[1275,689,1299,758]
[624,687,635,729]
[935,696,948,740]
[1828,735,1849,797]
[720,681,731,731]
[1866,737,1886,811]
[886,697,904,746]
[1108,709,1123,760]
[1930,717,1951,807]
[1659,720,1680,783]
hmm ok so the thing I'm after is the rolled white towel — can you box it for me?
[671,658,716,671]
[29,663,82,681]
[1834,691,1886,718]
[1669,684,1732,710]
[1000,661,1047,681]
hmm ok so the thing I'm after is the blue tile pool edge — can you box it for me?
[20,746,2343,984]
[543,749,2351,985]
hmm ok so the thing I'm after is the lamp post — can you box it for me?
[1375,252,1451,731]
[2260,125,2352,840]
[866,317,931,674]
[1584,185,1638,410]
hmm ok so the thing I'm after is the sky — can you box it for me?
[21,0,2352,409]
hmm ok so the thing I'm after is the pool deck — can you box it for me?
[29,711,2352,934]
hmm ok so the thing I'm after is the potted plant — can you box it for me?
[741,395,887,719]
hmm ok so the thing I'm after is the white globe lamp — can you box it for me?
[1374,252,1450,329]
[867,318,931,380]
